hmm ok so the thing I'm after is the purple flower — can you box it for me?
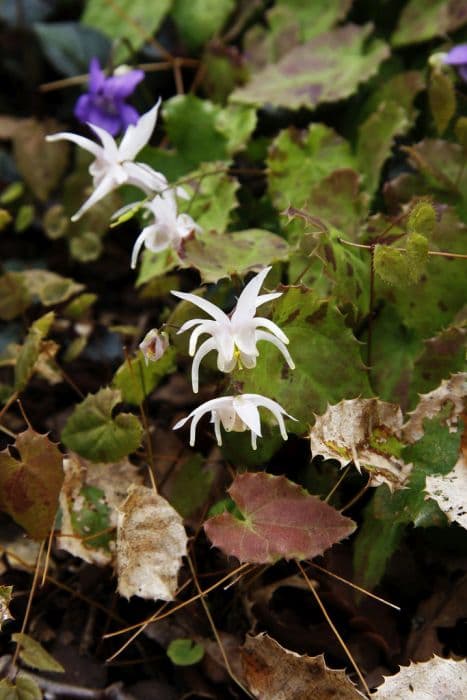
[444,44,467,82]
[74,58,144,136]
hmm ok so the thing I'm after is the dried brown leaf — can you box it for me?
[373,656,467,699]
[242,633,365,699]
[309,398,411,489]
[402,373,466,443]
[116,485,187,601]
[204,473,356,564]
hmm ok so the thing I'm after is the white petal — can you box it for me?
[255,291,282,308]
[71,174,116,221]
[191,337,217,393]
[212,413,223,446]
[118,99,161,161]
[130,230,148,269]
[245,394,297,440]
[171,291,230,324]
[233,397,262,437]
[231,266,272,323]
[124,161,167,193]
[254,317,289,344]
[187,321,218,356]
[233,324,258,358]
[87,123,119,161]
[46,132,102,158]
[177,318,207,334]
[255,330,295,369]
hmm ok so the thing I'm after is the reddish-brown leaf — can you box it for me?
[204,473,356,564]
[0,428,63,539]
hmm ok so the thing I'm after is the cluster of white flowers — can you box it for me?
[46,100,199,269]
[49,99,296,450]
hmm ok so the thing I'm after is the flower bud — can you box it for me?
[139,329,169,365]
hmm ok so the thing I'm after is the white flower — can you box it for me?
[173,394,296,449]
[46,100,168,221]
[172,266,295,393]
[130,189,201,269]
[139,328,170,364]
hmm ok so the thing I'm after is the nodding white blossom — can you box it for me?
[139,328,169,364]
[173,394,296,449]
[129,189,201,269]
[46,100,168,221]
[172,266,295,393]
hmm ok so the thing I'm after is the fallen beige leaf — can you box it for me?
[372,656,467,699]
[425,453,467,530]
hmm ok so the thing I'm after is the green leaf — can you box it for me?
[407,200,436,236]
[0,209,13,230]
[357,101,409,195]
[374,235,429,287]
[235,287,372,432]
[231,23,389,109]
[12,633,64,672]
[0,428,63,540]
[0,676,42,700]
[15,312,55,392]
[0,181,24,204]
[215,105,257,155]
[182,229,290,283]
[178,163,239,233]
[171,0,234,50]
[392,0,467,47]
[15,205,34,233]
[136,249,179,287]
[33,21,110,76]
[168,454,214,518]
[167,638,205,666]
[112,347,176,405]
[81,0,171,58]
[429,69,456,135]
[70,231,103,262]
[63,293,97,320]
[455,116,467,149]
[276,0,352,42]
[0,272,30,321]
[61,388,143,462]
[20,270,84,306]
[164,95,228,168]
[69,485,113,551]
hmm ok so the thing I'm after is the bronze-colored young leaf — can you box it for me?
[12,633,64,672]
[309,398,411,489]
[116,485,187,601]
[204,473,356,564]
[0,428,63,540]
[243,633,366,699]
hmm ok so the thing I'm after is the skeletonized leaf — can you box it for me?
[12,633,64,673]
[243,633,365,699]
[425,454,467,530]
[0,428,63,540]
[0,585,13,628]
[204,473,355,564]
[57,453,144,565]
[402,373,466,443]
[61,388,143,463]
[373,656,467,699]
[116,485,187,601]
[309,398,411,489]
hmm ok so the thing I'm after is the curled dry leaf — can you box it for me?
[204,472,355,564]
[116,485,187,601]
[402,373,466,443]
[242,633,366,699]
[373,656,467,699]
[425,453,467,530]
[57,453,144,565]
[308,398,411,489]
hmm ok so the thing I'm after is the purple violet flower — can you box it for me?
[74,58,144,136]
[444,44,467,82]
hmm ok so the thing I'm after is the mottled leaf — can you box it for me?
[374,656,467,699]
[178,163,239,233]
[12,633,64,672]
[117,485,187,601]
[182,229,290,283]
[204,472,356,564]
[0,428,63,540]
[243,633,365,699]
[61,388,143,463]
[235,287,371,432]
[392,0,467,47]
[231,23,389,109]
[402,373,466,443]
[309,398,411,489]
[426,454,467,530]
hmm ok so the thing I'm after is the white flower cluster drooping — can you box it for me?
[172,266,297,449]
[46,99,201,266]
